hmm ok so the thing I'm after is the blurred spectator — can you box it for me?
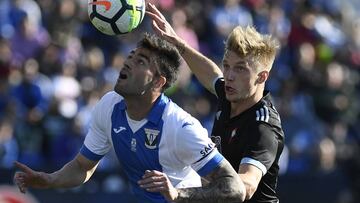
[10,13,49,68]
[38,43,63,76]
[46,0,80,47]
[23,58,53,103]
[211,0,253,37]
[170,8,198,88]
[52,60,80,108]
[0,0,14,38]
[0,39,12,78]
[49,118,84,169]
[0,120,17,169]
[11,64,46,118]
[209,0,253,60]
[313,62,359,125]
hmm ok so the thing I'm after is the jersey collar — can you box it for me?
[118,93,169,125]
[146,93,169,124]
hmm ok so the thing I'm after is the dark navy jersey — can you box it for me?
[212,78,284,203]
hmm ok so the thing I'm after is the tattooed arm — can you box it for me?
[176,158,245,203]
[138,159,246,203]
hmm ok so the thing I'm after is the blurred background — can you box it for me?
[0,0,359,202]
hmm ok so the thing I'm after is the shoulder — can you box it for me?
[99,91,124,105]
[163,100,200,127]
[163,101,207,137]
[95,91,124,110]
[252,92,282,127]
[243,93,284,140]
[93,91,123,117]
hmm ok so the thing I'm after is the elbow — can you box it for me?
[238,180,247,202]
[244,184,258,200]
[227,179,246,202]
[234,189,246,203]
[229,186,246,202]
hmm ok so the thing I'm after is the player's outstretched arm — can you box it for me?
[146,3,223,95]
[138,158,246,203]
[14,153,99,193]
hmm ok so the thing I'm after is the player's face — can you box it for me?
[222,50,259,102]
[114,48,159,96]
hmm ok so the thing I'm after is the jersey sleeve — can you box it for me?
[241,123,280,175]
[80,93,113,161]
[214,77,231,110]
[214,77,226,100]
[175,117,224,177]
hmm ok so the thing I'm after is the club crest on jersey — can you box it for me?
[144,128,160,149]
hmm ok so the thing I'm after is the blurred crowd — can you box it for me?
[0,0,359,202]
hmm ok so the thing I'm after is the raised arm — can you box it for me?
[138,158,246,203]
[14,153,99,193]
[146,3,223,94]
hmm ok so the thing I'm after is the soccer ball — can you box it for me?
[88,0,145,35]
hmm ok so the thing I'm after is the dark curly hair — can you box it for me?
[137,33,181,91]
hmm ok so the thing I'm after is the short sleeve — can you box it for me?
[241,123,280,175]
[214,77,226,100]
[175,117,224,177]
[80,94,113,161]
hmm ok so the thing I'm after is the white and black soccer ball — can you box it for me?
[88,0,145,35]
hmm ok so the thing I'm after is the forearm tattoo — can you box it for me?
[175,159,245,203]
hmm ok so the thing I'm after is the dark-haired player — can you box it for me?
[14,33,246,203]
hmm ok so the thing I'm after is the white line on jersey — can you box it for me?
[216,111,222,120]
[256,106,270,122]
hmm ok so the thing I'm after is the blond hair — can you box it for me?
[225,26,279,71]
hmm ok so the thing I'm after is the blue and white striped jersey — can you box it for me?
[80,91,224,203]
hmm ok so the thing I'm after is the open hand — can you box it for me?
[13,161,52,193]
[146,3,183,46]
[138,170,178,202]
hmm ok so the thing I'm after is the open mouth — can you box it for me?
[119,72,127,79]
[225,86,236,93]
[119,66,129,80]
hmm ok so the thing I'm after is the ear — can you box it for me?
[153,75,167,90]
[257,71,269,84]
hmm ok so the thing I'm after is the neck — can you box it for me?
[230,89,264,118]
[124,92,161,121]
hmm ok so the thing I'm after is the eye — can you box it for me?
[234,66,246,72]
[223,64,229,70]
[137,59,145,65]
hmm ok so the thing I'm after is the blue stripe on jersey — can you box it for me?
[80,145,104,161]
[111,94,169,203]
[197,153,224,177]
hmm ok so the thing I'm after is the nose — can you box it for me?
[125,52,135,67]
[224,69,235,81]
[122,63,131,71]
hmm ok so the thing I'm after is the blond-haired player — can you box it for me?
[147,3,284,203]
